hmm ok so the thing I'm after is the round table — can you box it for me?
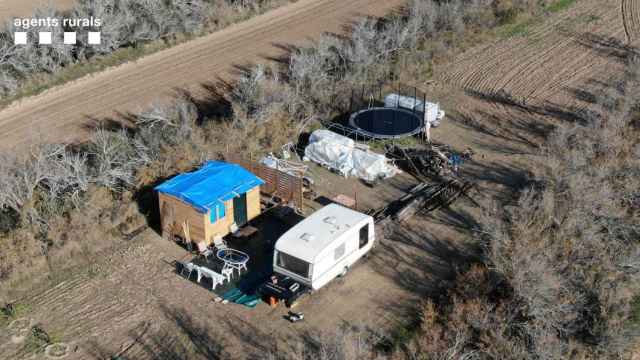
[216,249,250,276]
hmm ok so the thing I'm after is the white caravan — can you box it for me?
[273,204,375,290]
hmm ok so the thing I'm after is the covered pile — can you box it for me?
[303,130,397,182]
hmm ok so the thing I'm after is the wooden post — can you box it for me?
[182,220,192,251]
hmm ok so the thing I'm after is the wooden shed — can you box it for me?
[155,161,264,246]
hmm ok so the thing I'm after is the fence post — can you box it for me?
[350,88,353,113]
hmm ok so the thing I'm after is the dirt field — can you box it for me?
[0,0,405,152]
[0,0,74,23]
[0,0,633,359]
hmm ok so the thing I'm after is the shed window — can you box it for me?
[209,203,226,223]
[334,243,346,261]
[359,224,369,249]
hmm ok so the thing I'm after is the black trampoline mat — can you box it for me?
[349,107,423,139]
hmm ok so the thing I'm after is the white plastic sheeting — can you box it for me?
[384,93,423,111]
[384,93,445,126]
[260,154,308,178]
[303,130,397,182]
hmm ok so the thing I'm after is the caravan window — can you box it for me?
[276,252,310,279]
[359,224,369,249]
[334,243,345,261]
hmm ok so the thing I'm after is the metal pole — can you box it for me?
[350,88,353,113]
[354,185,357,211]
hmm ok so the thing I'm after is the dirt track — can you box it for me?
[0,0,404,152]
[0,0,74,23]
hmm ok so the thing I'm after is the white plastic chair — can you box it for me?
[213,235,227,251]
[221,267,233,282]
[179,262,198,279]
[196,241,214,261]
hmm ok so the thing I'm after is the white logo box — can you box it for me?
[14,32,101,45]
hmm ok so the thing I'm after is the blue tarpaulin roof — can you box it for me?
[155,161,264,214]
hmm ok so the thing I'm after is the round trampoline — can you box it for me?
[348,107,424,139]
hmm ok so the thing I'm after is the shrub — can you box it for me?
[0,0,291,99]
[22,325,52,354]
[480,58,640,358]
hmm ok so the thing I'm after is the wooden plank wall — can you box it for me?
[246,187,261,220]
[160,185,263,245]
[224,154,304,209]
[206,187,261,241]
[158,193,206,244]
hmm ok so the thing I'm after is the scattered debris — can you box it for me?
[369,179,475,224]
[384,144,474,180]
[286,311,304,323]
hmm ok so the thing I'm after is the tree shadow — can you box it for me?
[133,175,174,236]
[462,158,531,191]
[177,82,233,124]
[370,216,482,298]
[465,89,596,127]
[87,304,229,359]
[568,30,639,62]
[219,314,280,358]
[81,114,136,135]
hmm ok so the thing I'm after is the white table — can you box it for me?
[216,249,250,277]
[197,266,226,290]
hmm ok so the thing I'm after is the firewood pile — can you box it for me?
[384,144,473,180]
[369,178,475,224]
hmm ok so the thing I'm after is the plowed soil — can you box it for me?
[0,0,404,151]
[622,0,640,42]
[439,0,626,112]
[0,0,74,23]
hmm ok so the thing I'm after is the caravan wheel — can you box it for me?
[339,266,349,277]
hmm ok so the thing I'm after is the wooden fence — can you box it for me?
[224,154,304,210]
